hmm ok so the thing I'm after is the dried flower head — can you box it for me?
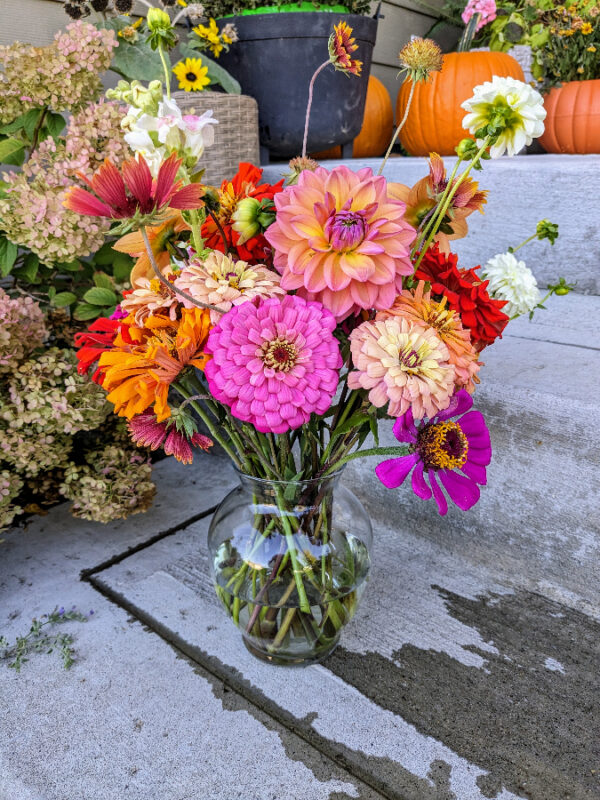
[0,289,48,372]
[328,21,363,76]
[398,37,443,83]
[285,156,319,186]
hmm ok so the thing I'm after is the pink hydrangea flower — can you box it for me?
[461,0,497,31]
[265,165,416,321]
[205,295,342,434]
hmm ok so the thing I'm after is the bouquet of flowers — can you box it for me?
[67,19,566,664]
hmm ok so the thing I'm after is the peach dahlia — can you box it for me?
[265,165,416,321]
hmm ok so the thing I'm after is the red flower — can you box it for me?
[415,245,509,349]
[74,317,133,383]
[202,162,284,265]
[128,411,213,464]
[63,153,204,220]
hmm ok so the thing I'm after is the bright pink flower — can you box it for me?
[265,165,416,321]
[461,0,497,31]
[63,153,204,220]
[128,411,213,464]
[205,295,341,434]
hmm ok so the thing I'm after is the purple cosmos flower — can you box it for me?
[375,389,491,516]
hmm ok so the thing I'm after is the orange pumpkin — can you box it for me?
[396,51,525,157]
[314,75,394,159]
[539,79,600,154]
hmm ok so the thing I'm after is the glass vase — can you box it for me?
[207,471,373,666]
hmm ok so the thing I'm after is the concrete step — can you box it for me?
[261,154,600,295]
[345,293,600,616]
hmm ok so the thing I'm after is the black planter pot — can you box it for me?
[217,12,378,161]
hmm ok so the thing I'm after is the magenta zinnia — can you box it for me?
[375,390,491,515]
[265,165,416,321]
[63,153,204,220]
[204,295,341,434]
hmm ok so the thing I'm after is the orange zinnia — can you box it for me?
[389,153,487,254]
[98,308,211,422]
[113,212,189,288]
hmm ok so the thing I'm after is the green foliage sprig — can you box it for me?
[0,606,92,672]
[201,0,372,19]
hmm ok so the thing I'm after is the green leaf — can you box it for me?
[0,236,18,277]
[98,18,164,82]
[58,260,82,272]
[92,241,119,265]
[93,272,114,290]
[0,109,41,137]
[113,255,133,283]
[83,286,118,306]
[53,291,77,308]
[334,411,371,437]
[21,252,39,282]
[0,137,26,164]
[44,111,66,141]
[73,303,102,321]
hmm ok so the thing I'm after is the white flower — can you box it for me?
[461,76,546,158]
[481,252,541,317]
[123,95,217,175]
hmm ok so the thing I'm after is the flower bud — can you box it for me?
[232,197,262,244]
[147,8,171,32]
[455,138,478,159]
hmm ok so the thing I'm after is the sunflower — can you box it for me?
[193,18,224,57]
[173,57,210,92]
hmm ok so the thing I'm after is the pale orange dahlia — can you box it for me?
[377,281,481,392]
[348,316,455,420]
[265,165,416,321]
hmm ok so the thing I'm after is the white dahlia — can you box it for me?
[481,252,541,318]
[461,76,546,158]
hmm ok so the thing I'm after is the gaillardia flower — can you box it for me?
[378,281,481,393]
[175,251,285,323]
[481,252,540,317]
[461,76,546,158]
[389,153,487,253]
[375,389,491,516]
[328,21,362,76]
[348,316,455,420]
[265,165,416,321]
[205,295,341,434]
[63,153,204,221]
[128,411,212,464]
[173,57,210,92]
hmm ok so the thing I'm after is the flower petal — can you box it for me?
[438,469,481,511]
[375,453,418,489]
[411,461,431,500]
[428,469,448,515]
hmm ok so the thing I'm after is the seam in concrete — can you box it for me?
[86,574,401,800]
[502,334,600,352]
[79,504,219,582]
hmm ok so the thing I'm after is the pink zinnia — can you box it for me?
[204,295,341,434]
[128,412,212,465]
[265,166,416,321]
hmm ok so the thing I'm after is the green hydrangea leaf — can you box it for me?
[93,272,114,290]
[53,291,78,308]
[0,236,18,277]
[0,137,26,165]
[83,286,118,306]
[73,303,102,321]
[97,18,164,82]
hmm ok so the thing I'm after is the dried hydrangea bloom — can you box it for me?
[0,289,48,372]
[0,22,116,124]
[377,281,481,393]
[348,316,455,421]
[60,444,156,524]
[175,251,285,324]
[0,470,23,531]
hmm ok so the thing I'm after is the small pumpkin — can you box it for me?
[396,51,525,157]
[539,79,600,154]
[314,75,394,159]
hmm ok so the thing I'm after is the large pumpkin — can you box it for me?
[539,79,600,154]
[314,75,394,159]
[396,51,525,157]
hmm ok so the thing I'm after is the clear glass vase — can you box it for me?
[207,471,373,666]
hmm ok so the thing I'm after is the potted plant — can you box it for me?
[395,2,524,156]
[204,0,378,160]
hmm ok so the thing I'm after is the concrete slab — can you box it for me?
[0,457,381,800]
[261,155,600,295]
[94,513,600,800]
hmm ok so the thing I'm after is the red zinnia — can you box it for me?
[415,245,509,349]
[202,162,284,265]
[63,153,204,220]
[128,411,213,464]
[74,317,133,383]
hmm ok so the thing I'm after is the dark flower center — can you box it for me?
[186,72,198,82]
[261,338,298,372]
[417,421,468,471]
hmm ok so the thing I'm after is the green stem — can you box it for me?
[413,137,491,272]
[158,42,172,100]
[322,445,411,476]
[274,487,311,614]
[511,233,537,254]
[413,156,464,255]
[378,79,416,176]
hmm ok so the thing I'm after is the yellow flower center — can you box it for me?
[417,421,468,470]
[261,338,297,372]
